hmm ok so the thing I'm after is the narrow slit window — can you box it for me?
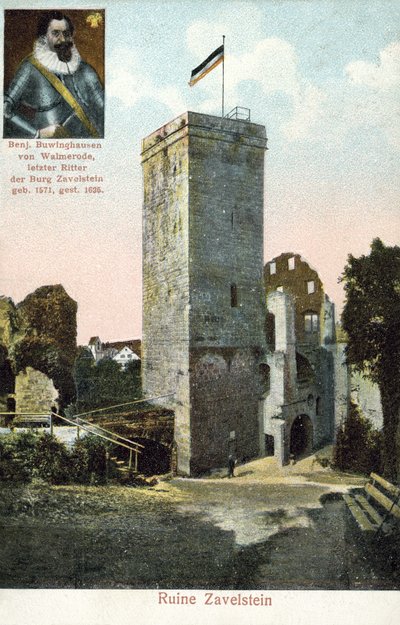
[231,283,238,307]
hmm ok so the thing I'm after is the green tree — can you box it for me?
[71,350,141,414]
[72,346,96,412]
[0,430,38,482]
[334,402,382,475]
[341,239,400,480]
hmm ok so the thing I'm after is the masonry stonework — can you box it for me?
[142,112,267,475]
[15,367,58,414]
[264,255,336,464]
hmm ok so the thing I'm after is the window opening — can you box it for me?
[304,313,319,333]
[231,283,238,307]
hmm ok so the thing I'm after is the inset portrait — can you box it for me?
[4,10,105,139]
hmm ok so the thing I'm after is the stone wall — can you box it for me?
[263,288,335,464]
[142,114,191,471]
[142,112,267,475]
[15,367,58,414]
[0,296,16,348]
[351,372,382,429]
[265,253,325,346]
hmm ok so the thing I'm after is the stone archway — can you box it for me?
[290,414,313,457]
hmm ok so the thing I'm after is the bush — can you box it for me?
[71,435,108,484]
[333,402,382,475]
[32,433,71,484]
[0,431,38,482]
[70,439,90,484]
[0,431,118,486]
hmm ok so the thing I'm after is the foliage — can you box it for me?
[17,285,77,355]
[0,431,115,486]
[13,285,78,410]
[69,439,90,484]
[0,343,15,393]
[0,431,38,482]
[71,349,141,414]
[32,433,71,484]
[71,435,108,484]
[333,402,382,475]
[335,322,348,344]
[340,239,400,480]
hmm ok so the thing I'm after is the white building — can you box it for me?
[113,346,140,369]
[87,337,141,368]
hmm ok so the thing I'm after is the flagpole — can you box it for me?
[222,35,225,118]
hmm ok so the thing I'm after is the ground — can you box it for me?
[0,448,398,589]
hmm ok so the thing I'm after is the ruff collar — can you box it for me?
[33,38,81,75]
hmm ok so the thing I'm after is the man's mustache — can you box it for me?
[54,42,73,51]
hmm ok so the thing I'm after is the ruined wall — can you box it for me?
[331,341,382,432]
[330,343,351,436]
[142,112,267,474]
[0,297,17,412]
[15,367,58,413]
[351,372,382,430]
[0,296,17,348]
[265,253,324,346]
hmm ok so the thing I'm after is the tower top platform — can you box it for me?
[141,111,267,161]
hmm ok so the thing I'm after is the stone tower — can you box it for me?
[142,111,267,475]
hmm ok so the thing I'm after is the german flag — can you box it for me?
[189,44,224,87]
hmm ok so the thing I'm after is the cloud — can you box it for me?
[186,2,264,58]
[345,42,400,89]
[108,46,186,115]
[238,38,299,95]
[186,8,400,152]
[282,84,327,141]
[325,41,400,150]
[108,24,400,153]
[187,28,325,140]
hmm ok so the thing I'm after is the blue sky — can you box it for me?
[1,0,399,343]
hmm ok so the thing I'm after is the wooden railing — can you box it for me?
[51,411,143,472]
[0,393,176,473]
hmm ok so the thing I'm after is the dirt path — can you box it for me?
[0,450,398,589]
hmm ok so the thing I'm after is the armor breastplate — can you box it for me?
[4,57,104,138]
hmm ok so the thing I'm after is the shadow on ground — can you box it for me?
[235,494,400,590]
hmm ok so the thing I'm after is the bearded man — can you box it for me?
[4,11,104,139]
